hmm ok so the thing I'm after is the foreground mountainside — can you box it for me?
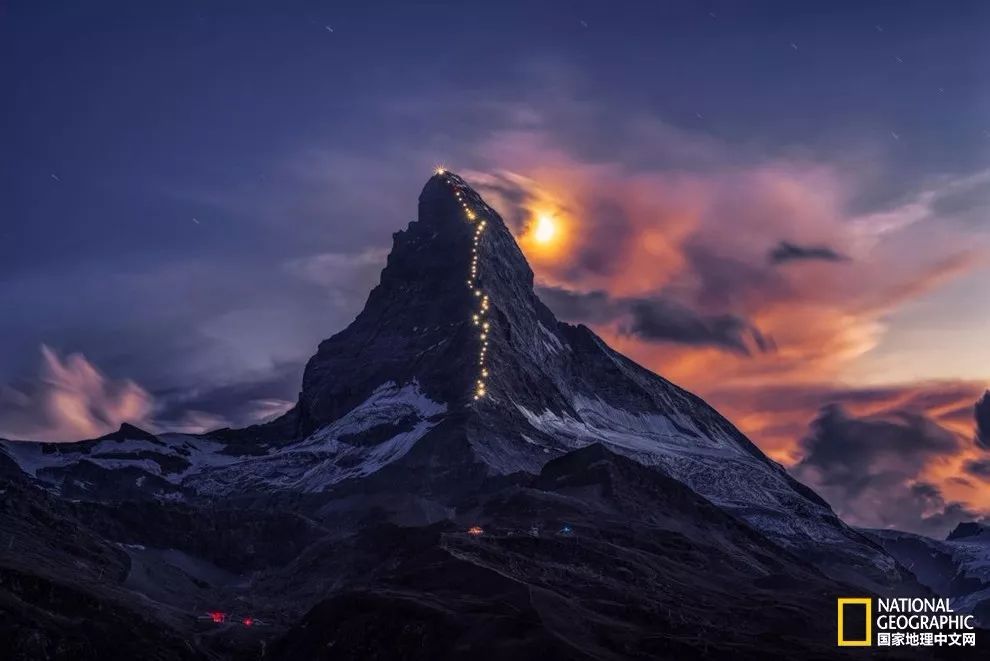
[268,444,851,660]
[0,171,943,658]
[1,438,923,660]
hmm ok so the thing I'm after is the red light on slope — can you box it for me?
[243,617,254,627]
[209,611,226,623]
[467,526,484,536]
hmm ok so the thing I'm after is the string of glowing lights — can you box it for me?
[436,167,491,401]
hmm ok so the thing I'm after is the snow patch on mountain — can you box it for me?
[517,395,746,463]
[187,380,446,496]
[0,381,447,498]
[516,396,853,546]
[538,322,566,355]
[297,380,445,449]
[0,434,239,484]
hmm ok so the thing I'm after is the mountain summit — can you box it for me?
[246,170,905,587]
[295,171,517,432]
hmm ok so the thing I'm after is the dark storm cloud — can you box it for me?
[791,404,979,536]
[794,404,958,497]
[537,285,772,355]
[975,391,990,449]
[905,487,985,537]
[624,299,770,356]
[768,241,848,265]
[536,287,623,325]
[963,458,990,481]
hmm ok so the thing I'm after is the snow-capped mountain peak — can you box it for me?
[1,171,911,591]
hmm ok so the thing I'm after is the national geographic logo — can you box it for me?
[837,597,977,648]
[837,598,871,647]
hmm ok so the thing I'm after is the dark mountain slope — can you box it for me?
[268,445,856,660]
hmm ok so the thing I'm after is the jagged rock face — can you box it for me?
[297,173,489,433]
[289,171,781,483]
[282,171,906,589]
[948,522,990,542]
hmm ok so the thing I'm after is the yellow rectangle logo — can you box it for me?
[837,598,872,646]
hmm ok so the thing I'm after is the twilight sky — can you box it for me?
[2,1,988,536]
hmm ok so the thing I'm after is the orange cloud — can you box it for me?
[469,126,989,525]
[472,128,984,388]
[0,346,155,442]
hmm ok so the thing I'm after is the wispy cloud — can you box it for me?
[0,346,300,441]
[0,346,155,441]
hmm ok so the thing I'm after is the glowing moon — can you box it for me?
[519,206,569,262]
[533,214,558,244]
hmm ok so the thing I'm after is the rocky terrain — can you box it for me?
[868,523,990,627]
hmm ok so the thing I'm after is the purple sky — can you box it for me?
[1,1,988,535]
